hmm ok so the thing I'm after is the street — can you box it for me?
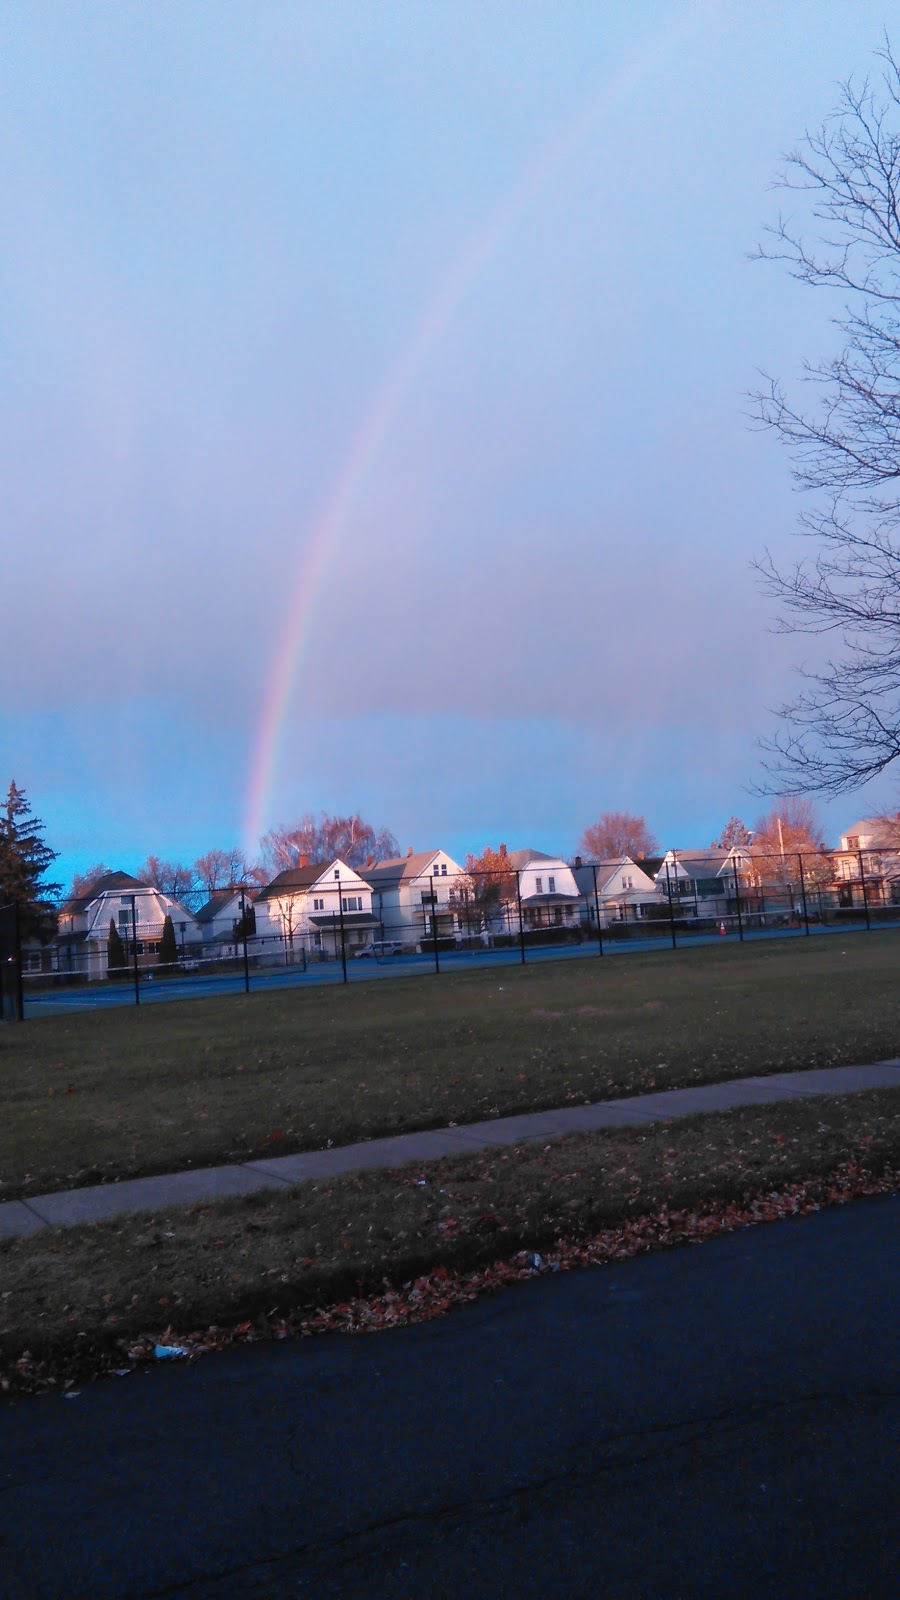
[1,1196,896,1598]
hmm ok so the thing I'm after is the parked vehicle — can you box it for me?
[357,939,404,958]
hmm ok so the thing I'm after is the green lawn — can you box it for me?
[3,935,900,1200]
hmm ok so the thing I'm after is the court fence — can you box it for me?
[4,844,899,1019]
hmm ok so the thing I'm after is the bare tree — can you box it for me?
[193,847,253,895]
[753,39,900,794]
[138,855,199,909]
[66,862,114,900]
[750,798,833,885]
[578,812,658,861]
[711,818,752,850]
[259,812,398,875]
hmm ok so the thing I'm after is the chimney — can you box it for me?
[575,855,583,870]
[299,853,309,868]
[366,854,375,868]
[406,845,414,857]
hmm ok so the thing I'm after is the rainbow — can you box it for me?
[243,11,700,855]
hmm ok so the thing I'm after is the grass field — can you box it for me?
[2,1088,897,1392]
[3,934,900,1200]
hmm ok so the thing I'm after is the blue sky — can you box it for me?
[2,1,896,888]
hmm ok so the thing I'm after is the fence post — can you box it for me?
[731,858,744,942]
[591,864,603,956]
[240,887,251,993]
[798,854,810,936]
[516,871,526,964]
[430,874,440,974]
[13,901,24,1021]
[858,849,871,930]
[664,860,677,950]
[337,890,348,983]
[130,895,140,1006]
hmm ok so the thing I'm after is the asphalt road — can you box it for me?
[1,1197,896,1598]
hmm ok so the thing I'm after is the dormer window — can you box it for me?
[535,877,543,894]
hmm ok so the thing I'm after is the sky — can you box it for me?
[3,0,898,891]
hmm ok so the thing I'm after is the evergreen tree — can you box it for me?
[157,913,179,969]
[107,918,127,975]
[0,781,61,940]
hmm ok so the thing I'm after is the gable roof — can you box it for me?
[504,849,564,871]
[255,860,364,903]
[361,851,441,888]
[841,818,900,846]
[195,887,254,925]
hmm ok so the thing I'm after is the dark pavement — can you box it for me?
[1,1196,897,1598]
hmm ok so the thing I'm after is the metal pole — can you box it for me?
[516,871,526,964]
[337,884,348,982]
[13,900,24,1021]
[798,853,810,936]
[131,895,140,1006]
[240,887,251,993]
[430,874,440,974]
[591,864,603,956]
[664,860,677,950]
[858,849,871,930]
[731,858,744,942]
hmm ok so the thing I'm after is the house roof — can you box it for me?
[195,888,254,925]
[504,849,564,871]
[842,818,900,846]
[575,859,659,895]
[62,870,147,914]
[361,851,440,889]
[256,860,361,903]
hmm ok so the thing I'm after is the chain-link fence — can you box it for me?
[6,844,900,1019]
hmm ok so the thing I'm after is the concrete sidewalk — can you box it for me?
[2,1061,898,1240]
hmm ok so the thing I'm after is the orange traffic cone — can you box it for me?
[719,921,726,936]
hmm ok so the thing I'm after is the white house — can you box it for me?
[54,870,201,979]
[651,848,755,921]
[835,819,900,907]
[478,849,581,937]
[194,887,257,957]
[253,859,379,960]
[360,849,467,946]
[572,857,659,928]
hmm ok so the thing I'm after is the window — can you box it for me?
[536,877,543,894]
[118,908,130,930]
[313,897,324,911]
[342,896,361,912]
[847,836,859,850]
[334,869,340,878]
[623,875,633,890]
[548,876,556,892]
[440,863,447,875]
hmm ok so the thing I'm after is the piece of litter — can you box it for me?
[63,1391,81,1400]
[112,1368,132,1378]
[154,1343,189,1360]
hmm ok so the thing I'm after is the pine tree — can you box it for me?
[0,781,61,940]
[157,913,178,969]
[107,918,128,975]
